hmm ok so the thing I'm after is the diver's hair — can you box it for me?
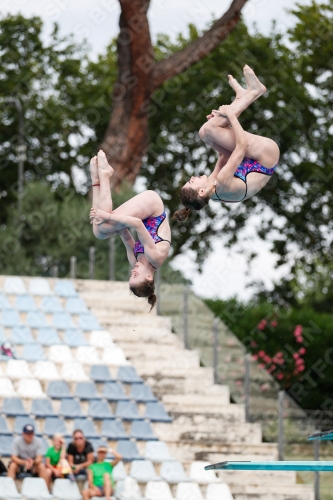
[130,279,157,312]
[173,186,210,222]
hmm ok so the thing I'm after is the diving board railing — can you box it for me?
[205,461,333,472]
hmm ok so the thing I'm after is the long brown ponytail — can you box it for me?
[173,187,210,222]
[130,279,157,312]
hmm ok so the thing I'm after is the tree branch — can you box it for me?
[152,0,249,89]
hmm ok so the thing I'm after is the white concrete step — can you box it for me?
[108,329,178,346]
[160,421,261,444]
[165,441,278,463]
[118,343,193,358]
[162,392,230,409]
[135,362,213,378]
[215,469,297,486]
[230,484,314,500]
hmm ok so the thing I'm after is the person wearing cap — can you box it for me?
[8,424,48,484]
[82,446,122,500]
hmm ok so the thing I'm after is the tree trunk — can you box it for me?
[100,0,248,188]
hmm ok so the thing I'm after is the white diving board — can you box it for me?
[204,461,333,472]
[308,430,333,441]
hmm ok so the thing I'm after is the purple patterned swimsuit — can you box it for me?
[133,211,170,267]
[214,157,277,203]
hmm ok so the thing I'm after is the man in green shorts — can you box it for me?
[83,445,122,500]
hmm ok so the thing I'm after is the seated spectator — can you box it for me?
[67,429,94,477]
[8,424,48,484]
[1,341,16,359]
[83,446,122,500]
[45,434,74,488]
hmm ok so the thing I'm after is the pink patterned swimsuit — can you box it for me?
[133,211,170,268]
[214,157,277,203]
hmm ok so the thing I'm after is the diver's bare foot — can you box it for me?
[90,208,111,225]
[90,156,99,184]
[97,150,114,177]
[228,74,247,99]
[243,65,266,96]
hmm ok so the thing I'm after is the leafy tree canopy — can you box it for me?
[1,3,333,307]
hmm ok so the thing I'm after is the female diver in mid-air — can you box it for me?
[89,151,171,310]
[173,65,280,221]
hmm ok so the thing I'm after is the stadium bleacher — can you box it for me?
[0,276,313,500]
[0,277,179,499]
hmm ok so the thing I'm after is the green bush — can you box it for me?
[206,297,333,411]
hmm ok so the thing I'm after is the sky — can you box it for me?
[3,0,315,300]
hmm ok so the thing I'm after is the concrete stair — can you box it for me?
[76,279,314,500]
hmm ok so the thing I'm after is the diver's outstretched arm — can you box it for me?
[119,229,137,267]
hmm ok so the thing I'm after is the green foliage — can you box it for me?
[206,297,333,410]
[1,4,333,306]
[0,182,130,280]
[0,15,92,219]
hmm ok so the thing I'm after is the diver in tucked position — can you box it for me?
[90,151,171,310]
[173,65,280,221]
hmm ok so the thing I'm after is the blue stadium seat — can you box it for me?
[74,382,99,400]
[130,460,160,482]
[0,294,10,310]
[89,438,110,454]
[47,381,72,399]
[15,295,37,312]
[22,343,46,362]
[59,399,83,418]
[130,421,158,441]
[44,417,69,437]
[90,365,114,383]
[40,437,49,455]
[102,382,129,402]
[31,399,55,418]
[0,327,6,344]
[0,309,21,327]
[144,403,172,423]
[0,416,11,435]
[116,401,142,421]
[101,420,129,440]
[14,417,40,435]
[37,327,62,346]
[88,400,114,420]
[26,311,47,328]
[54,280,78,297]
[11,325,34,344]
[130,384,158,403]
[116,441,142,461]
[65,298,88,314]
[0,435,14,457]
[117,366,143,384]
[52,312,75,329]
[72,419,98,438]
[77,314,101,331]
[2,398,28,417]
[63,329,87,347]
[40,296,63,313]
